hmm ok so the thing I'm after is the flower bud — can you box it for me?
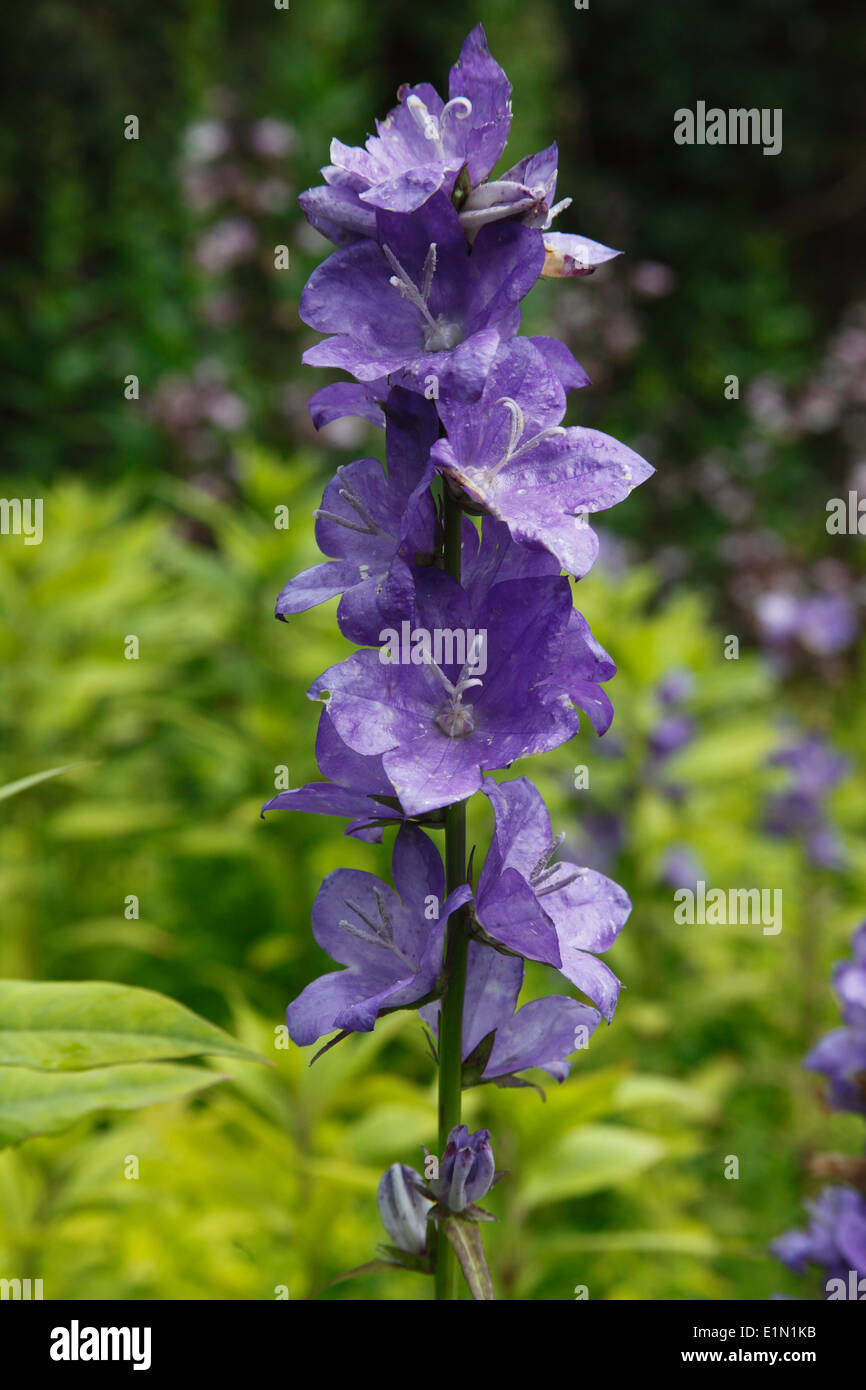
[430,1125,495,1212]
[377,1163,432,1255]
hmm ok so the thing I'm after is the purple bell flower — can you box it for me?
[431,337,653,575]
[475,777,630,1019]
[307,566,587,816]
[300,192,544,403]
[308,380,388,431]
[300,24,620,276]
[275,388,438,644]
[421,940,601,1085]
[300,25,512,239]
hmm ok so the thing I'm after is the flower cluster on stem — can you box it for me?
[266,25,654,1300]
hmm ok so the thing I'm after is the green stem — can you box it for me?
[435,487,469,1302]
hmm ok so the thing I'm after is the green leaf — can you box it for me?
[534,1228,719,1257]
[0,980,265,1070]
[0,763,95,802]
[613,1073,718,1119]
[522,1124,665,1208]
[665,722,777,783]
[0,1062,222,1147]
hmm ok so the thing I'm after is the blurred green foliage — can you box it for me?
[1,452,864,1298]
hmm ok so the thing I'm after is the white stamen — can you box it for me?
[497,396,525,459]
[383,242,462,353]
[543,196,573,230]
[427,649,484,738]
[486,397,567,478]
[529,835,587,898]
[405,94,473,159]
[405,94,443,151]
[313,467,395,540]
[383,244,437,328]
[440,96,473,126]
[341,894,415,968]
[423,317,462,351]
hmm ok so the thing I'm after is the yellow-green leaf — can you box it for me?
[0,1062,222,1147]
[0,980,265,1070]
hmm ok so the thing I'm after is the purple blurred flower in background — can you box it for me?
[773,921,866,1296]
[249,117,295,159]
[648,714,694,760]
[805,922,866,1115]
[772,1187,866,1291]
[660,844,704,891]
[754,588,858,664]
[765,729,849,870]
[194,216,257,273]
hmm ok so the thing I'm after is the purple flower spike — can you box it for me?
[300,193,544,403]
[308,568,580,816]
[378,1163,433,1255]
[271,28,653,1294]
[286,823,472,1046]
[432,338,653,576]
[476,777,630,1019]
[430,1125,496,1212]
[275,388,438,643]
